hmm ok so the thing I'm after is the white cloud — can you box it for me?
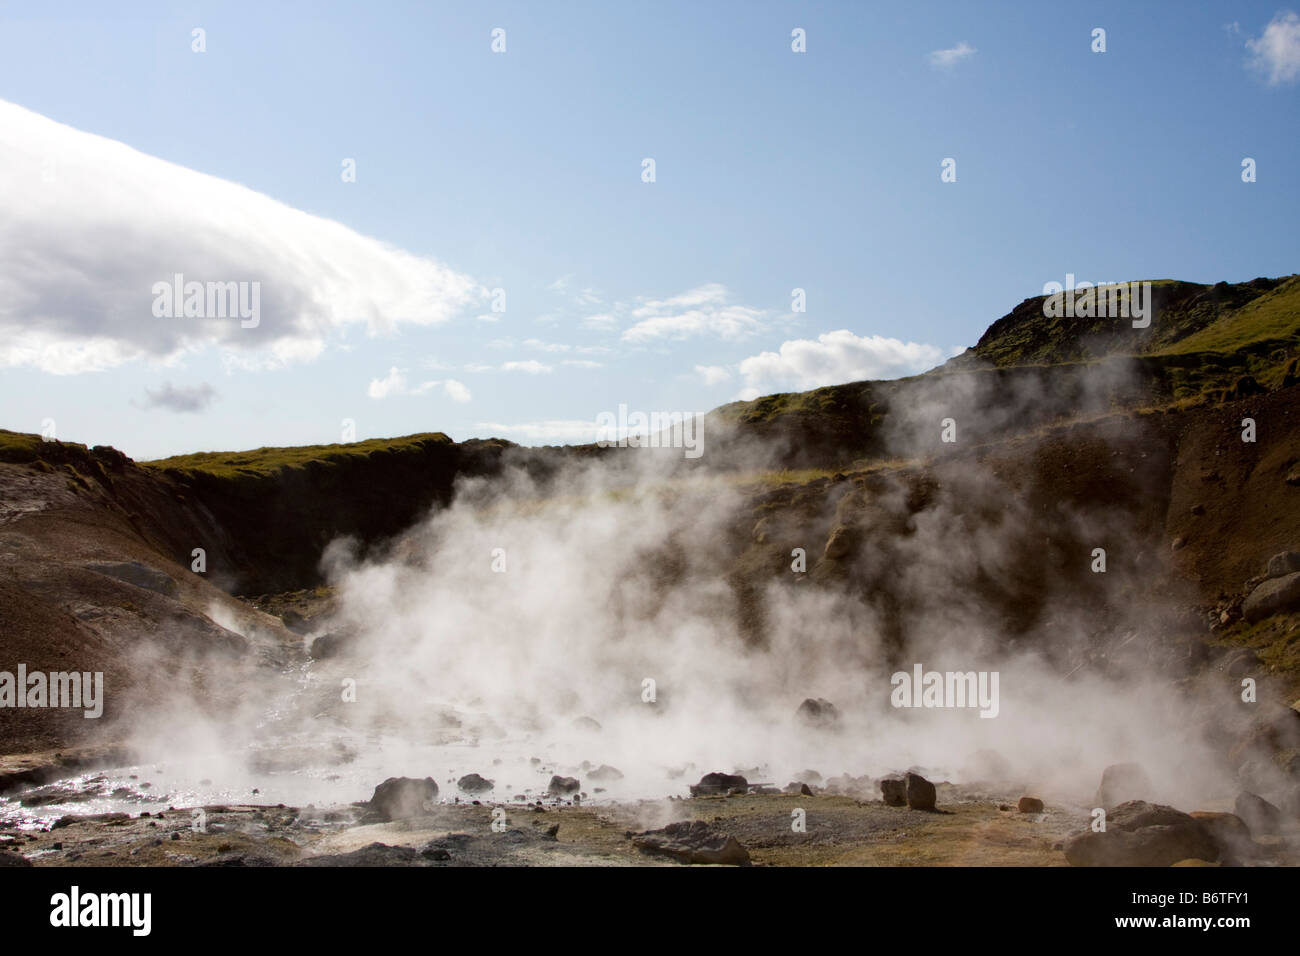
[140,381,217,413]
[1247,11,1300,85]
[562,359,603,368]
[0,99,483,374]
[695,364,732,385]
[737,330,947,395]
[369,367,470,402]
[928,41,976,69]
[621,283,767,343]
[501,360,552,374]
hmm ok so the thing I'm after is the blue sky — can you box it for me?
[1,0,1297,459]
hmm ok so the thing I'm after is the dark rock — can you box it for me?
[1018,796,1045,813]
[309,628,359,659]
[1095,762,1150,808]
[1243,571,1300,623]
[457,773,494,793]
[421,846,452,861]
[880,777,907,806]
[1188,812,1253,861]
[689,772,748,797]
[1234,791,1284,835]
[547,775,581,796]
[905,772,937,811]
[365,777,438,821]
[197,853,279,867]
[0,852,32,867]
[795,697,840,728]
[1064,801,1217,866]
[632,820,751,866]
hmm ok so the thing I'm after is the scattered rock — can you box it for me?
[457,773,494,794]
[905,772,937,811]
[365,777,438,822]
[1234,791,1284,835]
[632,820,751,866]
[1095,762,1151,808]
[1243,571,1300,623]
[880,777,907,806]
[689,772,748,797]
[547,775,581,796]
[795,698,840,729]
[1017,796,1044,813]
[295,842,422,867]
[783,781,814,796]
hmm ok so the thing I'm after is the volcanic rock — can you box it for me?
[1063,802,1217,866]
[880,777,907,806]
[689,772,748,796]
[365,777,438,821]
[1234,791,1284,835]
[1243,571,1300,623]
[547,775,581,796]
[632,820,751,866]
[795,697,840,728]
[905,772,937,811]
[457,773,494,793]
[1018,796,1045,813]
[1266,551,1300,579]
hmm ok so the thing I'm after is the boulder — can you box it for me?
[1243,571,1300,623]
[1266,552,1300,579]
[1188,811,1253,861]
[689,772,748,797]
[588,765,623,782]
[547,775,581,796]
[880,777,907,806]
[1095,762,1151,808]
[1017,796,1045,813]
[795,698,840,728]
[1063,802,1217,866]
[365,777,438,821]
[632,820,751,866]
[456,773,494,794]
[1234,791,1284,835]
[905,772,937,811]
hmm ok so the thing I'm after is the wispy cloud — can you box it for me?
[140,381,217,413]
[928,41,976,69]
[1247,11,1300,85]
[695,364,732,385]
[368,367,471,401]
[475,420,602,442]
[501,359,553,374]
[621,283,768,344]
[0,99,483,374]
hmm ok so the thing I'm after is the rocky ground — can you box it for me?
[3,768,1297,868]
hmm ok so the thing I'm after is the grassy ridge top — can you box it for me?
[142,432,456,479]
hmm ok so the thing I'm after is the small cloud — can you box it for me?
[368,366,467,401]
[695,364,732,385]
[1247,11,1300,85]
[547,274,574,293]
[928,41,976,69]
[501,359,552,374]
[621,283,768,344]
[368,367,410,399]
[562,359,603,368]
[141,381,216,413]
[523,338,572,353]
[443,379,471,403]
[474,313,501,323]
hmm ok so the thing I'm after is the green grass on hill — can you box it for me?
[1154,275,1300,356]
[142,432,454,479]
